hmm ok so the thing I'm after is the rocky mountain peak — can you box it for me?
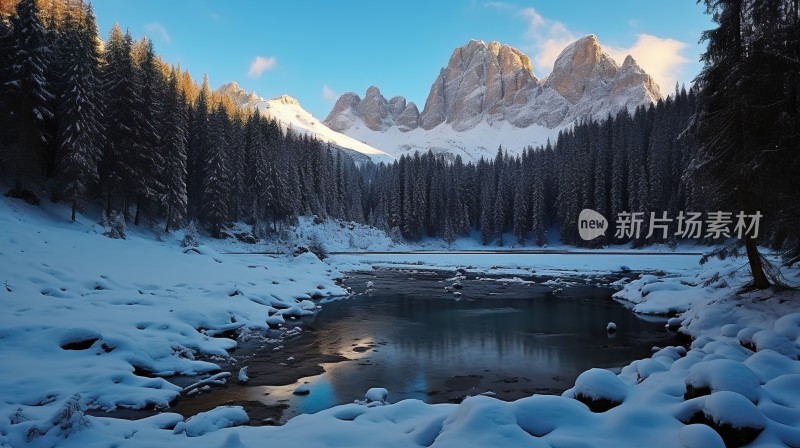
[610,54,661,105]
[324,35,663,154]
[324,86,419,133]
[544,34,619,104]
[419,39,540,131]
[274,94,300,106]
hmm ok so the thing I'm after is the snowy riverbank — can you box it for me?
[2,195,799,447]
[0,197,345,446]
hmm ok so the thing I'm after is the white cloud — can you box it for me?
[605,34,689,94]
[322,84,338,102]
[145,22,171,44]
[483,1,514,10]
[518,8,577,76]
[492,5,690,95]
[247,56,277,78]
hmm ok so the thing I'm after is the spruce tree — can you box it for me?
[202,105,230,237]
[55,3,103,222]
[100,24,137,215]
[694,0,770,288]
[123,37,164,225]
[162,68,188,232]
[6,0,54,191]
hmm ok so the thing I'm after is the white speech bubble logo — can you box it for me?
[578,209,608,241]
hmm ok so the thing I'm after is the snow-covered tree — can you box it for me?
[55,3,103,222]
[162,68,188,232]
[5,0,55,191]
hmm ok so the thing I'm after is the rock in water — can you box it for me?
[294,384,311,396]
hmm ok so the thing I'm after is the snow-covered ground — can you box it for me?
[214,215,708,256]
[341,119,563,162]
[0,196,345,446]
[2,195,800,447]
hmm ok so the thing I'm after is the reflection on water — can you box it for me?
[238,269,668,422]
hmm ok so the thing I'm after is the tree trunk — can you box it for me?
[105,187,112,216]
[738,183,770,289]
[744,235,770,289]
[71,202,76,222]
[134,196,141,226]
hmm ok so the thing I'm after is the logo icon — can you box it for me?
[578,209,607,241]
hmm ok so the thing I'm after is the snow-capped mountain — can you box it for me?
[325,35,661,161]
[217,83,394,164]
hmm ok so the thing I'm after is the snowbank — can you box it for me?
[0,196,344,445]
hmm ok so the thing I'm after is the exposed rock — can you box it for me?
[323,35,663,160]
[361,86,391,131]
[325,92,361,133]
[324,86,416,132]
[395,102,420,132]
[388,96,406,118]
[419,39,539,131]
[544,34,617,104]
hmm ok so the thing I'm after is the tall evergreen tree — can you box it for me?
[55,3,103,221]
[202,104,230,237]
[5,0,54,191]
[161,68,188,232]
[187,74,211,218]
[100,24,137,215]
[693,0,770,288]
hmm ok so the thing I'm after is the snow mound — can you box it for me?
[752,329,799,358]
[744,349,800,383]
[736,326,762,349]
[266,314,285,327]
[701,390,766,429]
[679,423,726,448]
[613,275,711,315]
[181,406,249,437]
[365,388,388,403]
[685,359,761,403]
[721,324,744,337]
[762,374,800,407]
[355,388,390,407]
[237,367,249,384]
[435,395,548,447]
[774,313,800,343]
[565,368,628,412]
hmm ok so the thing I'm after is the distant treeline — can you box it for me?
[0,0,365,236]
[361,88,704,247]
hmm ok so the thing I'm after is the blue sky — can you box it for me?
[92,1,714,119]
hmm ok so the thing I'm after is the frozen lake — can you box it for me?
[174,267,671,423]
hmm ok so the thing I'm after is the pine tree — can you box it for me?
[202,105,230,237]
[100,24,137,216]
[187,74,211,219]
[512,180,528,245]
[5,0,55,191]
[694,0,771,288]
[0,15,15,157]
[162,68,188,232]
[130,37,164,225]
[55,3,103,222]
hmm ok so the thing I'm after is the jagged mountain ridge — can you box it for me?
[324,35,661,161]
[217,83,394,164]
